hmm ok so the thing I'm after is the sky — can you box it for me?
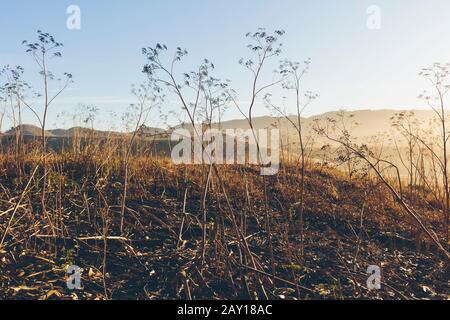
[1,0,450,130]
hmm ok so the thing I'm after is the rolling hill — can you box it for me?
[1,109,440,145]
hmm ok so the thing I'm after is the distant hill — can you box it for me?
[177,109,438,143]
[3,125,165,138]
[5,124,54,137]
[2,109,440,143]
[139,125,168,137]
[55,127,115,138]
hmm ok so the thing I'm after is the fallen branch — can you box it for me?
[32,235,129,242]
[242,265,315,294]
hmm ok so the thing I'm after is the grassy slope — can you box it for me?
[0,155,447,300]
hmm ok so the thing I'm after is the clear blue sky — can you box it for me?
[1,0,450,130]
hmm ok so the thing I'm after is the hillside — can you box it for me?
[3,110,437,141]
[4,124,55,137]
[3,124,166,139]
[212,109,437,143]
[0,156,447,299]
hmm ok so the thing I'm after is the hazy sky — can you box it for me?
[1,0,450,130]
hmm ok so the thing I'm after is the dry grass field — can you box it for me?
[0,151,447,300]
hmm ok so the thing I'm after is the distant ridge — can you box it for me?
[4,124,54,137]
[177,109,437,141]
[2,109,439,141]
[3,124,166,138]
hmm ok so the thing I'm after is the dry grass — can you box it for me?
[0,152,447,300]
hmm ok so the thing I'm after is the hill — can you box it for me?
[213,109,436,141]
[0,156,446,299]
[5,124,54,137]
[3,124,166,139]
[3,109,438,141]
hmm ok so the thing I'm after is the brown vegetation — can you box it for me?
[0,152,448,299]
